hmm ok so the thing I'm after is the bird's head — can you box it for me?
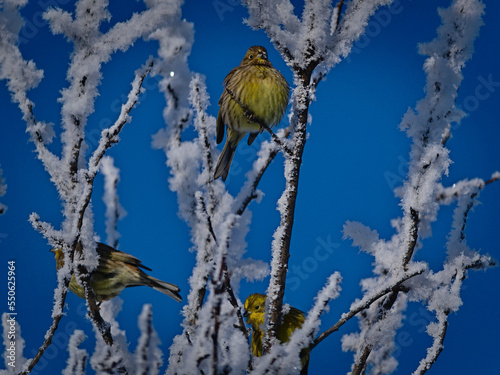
[241,46,271,67]
[50,248,65,270]
[244,293,266,328]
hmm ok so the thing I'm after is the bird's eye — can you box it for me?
[255,305,260,310]
[249,54,253,59]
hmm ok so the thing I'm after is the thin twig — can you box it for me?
[18,293,69,375]
[402,207,420,269]
[222,263,249,340]
[309,269,424,351]
[351,345,371,375]
[235,133,289,216]
[334,0,345,31]
[436,172,499,203]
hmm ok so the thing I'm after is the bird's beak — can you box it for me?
[243,309,249,318]
[257,51,268,60]
[49,248,56,253]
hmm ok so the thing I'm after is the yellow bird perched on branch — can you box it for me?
[51,242,181,303]
[214,45,289,181]
[244,293,309,374]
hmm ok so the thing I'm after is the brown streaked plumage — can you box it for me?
[214,46,289,181]
[51,242,181,303]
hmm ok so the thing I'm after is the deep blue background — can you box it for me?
[0,1,499,374]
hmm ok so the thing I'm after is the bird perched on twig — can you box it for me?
[51,242,181,303]
[244,293,309,374]
[214,45,289,181]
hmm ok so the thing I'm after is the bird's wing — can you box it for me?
[96,243,153,271]
[222,67,238,91]
[279,307,306,342]
[216,67,239,144]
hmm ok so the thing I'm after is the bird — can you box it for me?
[51,242,181,303]
[214,45,289,181]
[244,293,309,374]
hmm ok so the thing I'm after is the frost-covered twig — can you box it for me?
[19,218,71,375]
[0,1,60,186]
[234,127,290,216]
[135,305,163,375]
[413,310,449,375]
[29,214,64,246]
[311,267,424,351]
[72,58,152,243]
[90,299,131,374]
[63,330,88,375]
[436,171,500,204]
[42,0,181,190]
[101,156,125,249]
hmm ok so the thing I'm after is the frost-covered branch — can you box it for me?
[101,156,126,248]
[0,1,177,373]
[134,304,163,375]
[325,0,394,69]
[339,1,490,373]
[411,171,496,374]
[397,0,484,264]
[234,128,290,216]
[0,1,59,185]
[60,60,154,354]
[412,310,448,375]
[151,22,273,372]
[42,0,180,191]
[311,267,424,351]
[436,171,500,205]
[63,330,88,375]
[244,0,399,352]
[90,299,131,374]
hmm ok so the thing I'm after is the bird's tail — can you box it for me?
[214,140,237,181]
[148,276,182,302]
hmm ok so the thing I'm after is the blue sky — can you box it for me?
[1,0,499,374]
